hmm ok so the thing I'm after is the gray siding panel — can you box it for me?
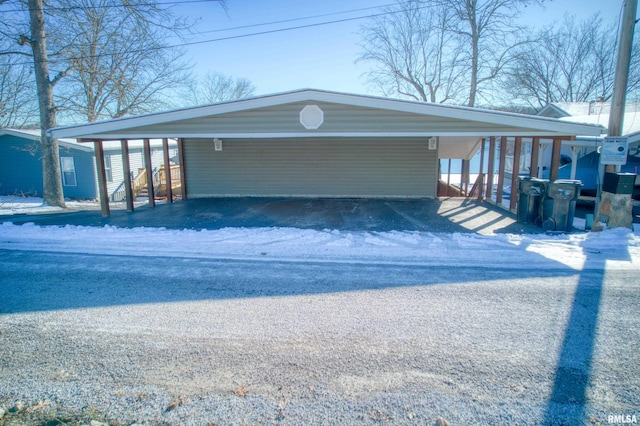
[184,138,436,198]
[127,102,510,136]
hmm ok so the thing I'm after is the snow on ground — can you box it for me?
[0,195,102,215]
[1,202,639,272]
[0,195,151,215]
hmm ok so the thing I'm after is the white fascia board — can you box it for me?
[58,141,94,152]
[60,131,596,140]
[303,91,605,136]
[66,132,446,140]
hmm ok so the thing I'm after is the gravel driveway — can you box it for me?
[1,248,638,425]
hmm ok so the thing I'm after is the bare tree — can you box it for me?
[359,0,538,106]
[0,56,39,128]
[435,0,539,106]
[184,71,256,106]
[358,0,467,103]
[1,0,223,206]
[53,0,194,122]
[502,14,640,109]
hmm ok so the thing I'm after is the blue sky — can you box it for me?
[176,0,631,97]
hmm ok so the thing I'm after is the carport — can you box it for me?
[48,89,605,217]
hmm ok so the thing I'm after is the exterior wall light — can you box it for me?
[428,137,437,150]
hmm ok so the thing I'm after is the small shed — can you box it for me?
[48,89,605,216]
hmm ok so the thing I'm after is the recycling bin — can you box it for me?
[517,177,548,224]
[540,179,582,232]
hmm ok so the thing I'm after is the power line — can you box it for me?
[0,0,223,13]
[193,3,397,35]
[2,3,413,67]
[171,9,405,49]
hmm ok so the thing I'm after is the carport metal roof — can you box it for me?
[49,89,605,160]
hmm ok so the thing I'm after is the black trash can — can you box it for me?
[517,177,548,223]
[541,180,582,232]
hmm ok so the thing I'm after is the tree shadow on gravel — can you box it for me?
[542,233,631,425]
[0,247,579,315]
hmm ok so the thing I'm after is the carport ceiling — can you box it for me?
[49,89,605,160]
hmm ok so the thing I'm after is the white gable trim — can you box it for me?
[48,89,606,139]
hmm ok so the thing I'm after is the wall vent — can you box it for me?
[300,105,324,129]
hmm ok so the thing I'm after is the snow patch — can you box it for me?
[1,221,638,271]
[1,195,639,271]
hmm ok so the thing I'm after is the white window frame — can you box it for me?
[60,156,77,187]
[104,154,113,183]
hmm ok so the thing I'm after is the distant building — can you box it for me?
[536,102,640,194]
[0,128,175,201]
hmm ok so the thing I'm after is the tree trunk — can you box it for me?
[469,36,478,107]
[468,0,479,108]
[28,0,65,207]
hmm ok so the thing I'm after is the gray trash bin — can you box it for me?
[541,179,582,232]
[517,177,547,223]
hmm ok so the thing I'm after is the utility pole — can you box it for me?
[592,0,638,231]
[607,0,638,147]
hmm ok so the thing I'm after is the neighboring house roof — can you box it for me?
[48,89,605,160]
[0,128,93,152]
[625,129,640,145]
[539,101,640,133]
[537,104,572,118]
[559,110,640,138]
[0,128,173,152]
[538,101,640,148]
[537,102,614,118]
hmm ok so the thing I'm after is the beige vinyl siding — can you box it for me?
[122,102,519,136]
[102,149,144,196]
[102,145,172,197]
[184,137,437,198]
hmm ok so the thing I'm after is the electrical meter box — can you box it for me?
[602,172,636,194]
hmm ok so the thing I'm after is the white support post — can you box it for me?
[570,147,580,180]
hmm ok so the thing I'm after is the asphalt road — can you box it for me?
[0,249,638,425]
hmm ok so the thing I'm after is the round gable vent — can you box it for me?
[300,105,324,129]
